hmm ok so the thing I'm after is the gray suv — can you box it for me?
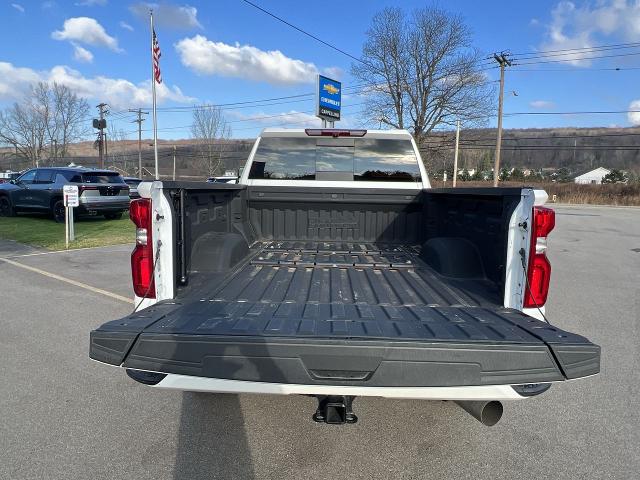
[0,167,130,222]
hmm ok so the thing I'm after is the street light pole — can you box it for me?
[173,145,176,180]
[453,120,460,188]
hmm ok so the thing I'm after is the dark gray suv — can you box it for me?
[0,167,130,222]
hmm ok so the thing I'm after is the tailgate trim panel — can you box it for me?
[117,334,571,387]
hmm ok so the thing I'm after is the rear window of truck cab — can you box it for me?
[248,137,420,182]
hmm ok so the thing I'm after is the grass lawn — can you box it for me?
[0,214,135,250]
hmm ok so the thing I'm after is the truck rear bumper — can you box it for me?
[150,372,528,400]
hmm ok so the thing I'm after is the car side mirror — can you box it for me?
[9,179,16,185]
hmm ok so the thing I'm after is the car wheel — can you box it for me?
[0,196,15,217]
[52,200,65,223]
[104,212,123,220]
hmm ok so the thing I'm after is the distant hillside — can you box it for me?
[2,126,640,177]
[421,126,640,175]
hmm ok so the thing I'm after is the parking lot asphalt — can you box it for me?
[1,204,639,480]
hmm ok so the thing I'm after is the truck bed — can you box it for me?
[91,240,600,388]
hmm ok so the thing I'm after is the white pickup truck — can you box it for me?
[90,128,600,426]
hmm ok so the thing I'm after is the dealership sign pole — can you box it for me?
[63,185,79,248]
[316,75,341,127]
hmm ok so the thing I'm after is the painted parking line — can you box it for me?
[7,243,133,259]
[0,257,133,304]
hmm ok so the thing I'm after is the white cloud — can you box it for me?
[175,35,322,85]
[73,44,94,63]
[538,1,640,66]
[322,67,343,80]
[0,62,40,99]
[75,0,107,6]
[530,100,555,109]
[0,61,195,109]
[628,100,640,125]
[119,21,134,31]
[229,110,319,127]
[52,17,120,52]
[130,2,202,29]
[11,3,25,13]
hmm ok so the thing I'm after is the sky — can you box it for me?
[3,0,640,140]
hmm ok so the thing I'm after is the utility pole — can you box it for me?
[453,120,460,188]
[96,103,108,169]
[129,109,148,178]
[493,52,511,187]
[172,145,176,180]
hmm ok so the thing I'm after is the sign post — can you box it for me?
[63,185,79,249]
[316,75,341,127]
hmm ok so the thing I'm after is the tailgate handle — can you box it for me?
[308,369,373,381]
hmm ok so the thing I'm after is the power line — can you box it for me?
[505,109,640,116]
[510,40,640,57]
[510,65,640,72]
[240,0,364,64]
[514,49,640,65]
[513,44,640,61]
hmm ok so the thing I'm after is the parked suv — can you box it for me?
[0,167,130,222]
[123,177,142,199]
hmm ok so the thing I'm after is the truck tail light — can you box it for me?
[130,198,155,298]
[304,129,367,137]
[524,206,555,308]
[78,185,98,194]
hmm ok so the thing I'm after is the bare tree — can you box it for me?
[106,124,132,174]
[352,7,493,145]
[0,88,48,167]
[51,83,90,157]
[0,82,90,166]
[190,105,231,177]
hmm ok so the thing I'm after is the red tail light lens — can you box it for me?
[524,206,555,308]
[130,198,155,298]
[304,129,367,137]
[533,205,555,238]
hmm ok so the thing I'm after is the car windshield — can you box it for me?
[248,137,420,182]
[80,172,124,184]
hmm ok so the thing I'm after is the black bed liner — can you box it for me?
[90,241,600,387]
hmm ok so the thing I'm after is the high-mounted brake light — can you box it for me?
[524,206,555,308]
[304,129,367,137]
[130,198,155,298]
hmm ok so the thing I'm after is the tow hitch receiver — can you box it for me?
[312,396,357,424]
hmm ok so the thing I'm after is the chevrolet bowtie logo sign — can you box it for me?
[323,83,340,95]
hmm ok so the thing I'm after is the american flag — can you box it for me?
[152,28,162,84]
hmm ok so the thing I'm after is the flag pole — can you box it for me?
[150,10,159,180]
